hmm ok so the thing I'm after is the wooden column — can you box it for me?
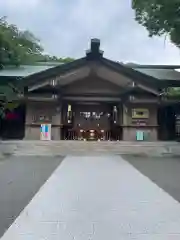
[51,102,62,140]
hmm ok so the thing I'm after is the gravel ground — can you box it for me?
[0,155,64,238]
[123,155,180,203]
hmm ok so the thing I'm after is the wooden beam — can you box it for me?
[63,96,121,102]
[28,80,50,92]
[137,84,159,95]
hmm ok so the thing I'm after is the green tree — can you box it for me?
[58,57,75,63]
[0,16,43,117]
[0,16,43,67]
[0,84,21,118]
[132,0,180,47]
[165,87,180,98]
[37,55,75,63]
[0,17,75,118]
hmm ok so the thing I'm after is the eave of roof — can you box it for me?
[125,63,180,82]
[0,64,58,78]
[126,64,180,69]
[22,57,87,87]
[2,58,180,89]
[101,58,161,89]
[133,68,180,81]
[17,56,174,90]
[18,56,157,90]
[1,39,180,89]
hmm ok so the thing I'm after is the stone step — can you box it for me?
[1,140,179,157]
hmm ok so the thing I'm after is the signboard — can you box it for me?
[132,109,149,119]
[40,124,51,141]
[136,131,144,141]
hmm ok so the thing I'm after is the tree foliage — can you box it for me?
[132,0,180,47]
[0,17,74,117]
[0,16,43,67]
[0,16,74,67]
[166,87,180,97]
[37,55,74,63]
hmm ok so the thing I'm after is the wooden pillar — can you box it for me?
[51,102,62,140]
[122,104,129,141]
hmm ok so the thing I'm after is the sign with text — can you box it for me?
[132,109,149,119]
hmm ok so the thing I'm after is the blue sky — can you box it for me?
[1,0,180,64]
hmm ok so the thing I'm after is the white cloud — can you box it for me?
[0,0,180,64]
[0,0,40,9]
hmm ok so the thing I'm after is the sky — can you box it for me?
[1,0,180,65]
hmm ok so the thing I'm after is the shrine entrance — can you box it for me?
[75,104,111,140]
[62,103,122,141]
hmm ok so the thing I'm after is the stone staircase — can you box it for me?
[0,140,180,157]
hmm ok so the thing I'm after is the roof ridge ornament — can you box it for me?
[86,38,103,60]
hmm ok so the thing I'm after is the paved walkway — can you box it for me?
[1,156,180,239]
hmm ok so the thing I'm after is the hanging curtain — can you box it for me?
[5,112,19,120]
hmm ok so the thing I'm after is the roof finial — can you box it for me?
[91,38,100,52]
[86,38,103,60]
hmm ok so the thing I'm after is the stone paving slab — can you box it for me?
[1,155,180,239]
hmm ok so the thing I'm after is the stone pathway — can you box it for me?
[1,155,180,239]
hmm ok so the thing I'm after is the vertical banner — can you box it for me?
[40,124,51,141]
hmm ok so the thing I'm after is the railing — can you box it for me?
[64,129,122,141]
[65,130,78,140]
